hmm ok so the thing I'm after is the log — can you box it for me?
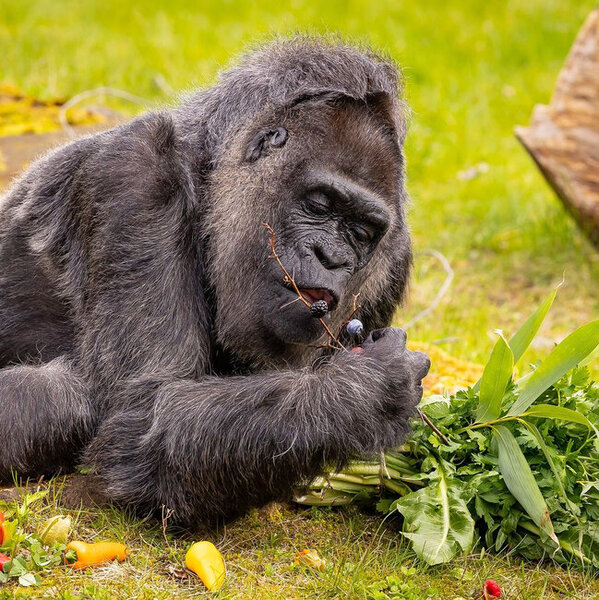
[515,8,599,249]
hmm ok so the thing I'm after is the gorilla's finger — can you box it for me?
[363,328,387,345]
[387,327,408,347]
[410,351,431,380]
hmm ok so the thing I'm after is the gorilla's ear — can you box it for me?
[245,127,288,162]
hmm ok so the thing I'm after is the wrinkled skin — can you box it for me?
[0,39,430,526]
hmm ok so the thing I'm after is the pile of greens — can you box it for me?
[295,290,599,566]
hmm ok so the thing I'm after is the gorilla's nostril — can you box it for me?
[314,245,329,268]
[313,244,348,271]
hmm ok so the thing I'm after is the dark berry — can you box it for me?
[346,319,364,336]
[310,300,329,318]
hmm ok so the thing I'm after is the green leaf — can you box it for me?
[509,288,558,364]
[394,461,474,565]
[523,404,599,436]
[473,287,558,392]
[494,425,557,543]
[580,342,599,367]
[18,573,39,587]
[509,320,599,416]
[476,332,513,422]
[520,420,580,515]
[7,557,28,578]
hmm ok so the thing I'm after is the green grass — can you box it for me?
[1,0,598,598]
[4,479,599,599]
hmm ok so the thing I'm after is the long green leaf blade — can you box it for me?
[521,420,580,516]
[509,288,558,364]
[476,333,514,422]
[524,404,599,436]
[495,425,557,543]
[509,320,599,416]
[580,342,599,367]
[473,288,558,392]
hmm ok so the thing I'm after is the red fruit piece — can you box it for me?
[483,579,501,599]
[351,347,364,353]
[0,511,4,546]
[0,552,9,570]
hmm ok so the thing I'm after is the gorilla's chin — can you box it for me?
[263,296,330,346]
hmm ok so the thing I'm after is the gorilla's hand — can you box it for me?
[363,326,430,392]
[336,327,430,442]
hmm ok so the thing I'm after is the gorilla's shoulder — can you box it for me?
[102,112,179,160]
[86,112,195,211]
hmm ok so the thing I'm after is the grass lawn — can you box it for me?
[1,0,598,598]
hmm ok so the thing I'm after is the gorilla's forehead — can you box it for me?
[286,99,403,201]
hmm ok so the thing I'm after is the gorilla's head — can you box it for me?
[179,38,411,367]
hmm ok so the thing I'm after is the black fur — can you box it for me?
[0,37,429,527]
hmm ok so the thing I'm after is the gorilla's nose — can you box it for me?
[312,243,351,271]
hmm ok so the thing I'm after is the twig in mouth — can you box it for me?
[264,223,312,308]
[264,222,345,351]
[279,296,303,310]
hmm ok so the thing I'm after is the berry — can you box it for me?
[309,300,329,318]
[482,580,501,599]
[346,319,364,336]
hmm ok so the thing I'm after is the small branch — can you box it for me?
[318,318,345,350]
[263,223,311,309]
[263,222,345,351]
[417,408,450,445]
[161,505,174,548]
[335,293,361,339]
[58,86,151,137]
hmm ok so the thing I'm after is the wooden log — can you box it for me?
[515,8,599,249]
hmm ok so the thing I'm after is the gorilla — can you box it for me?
[0,38,430,527]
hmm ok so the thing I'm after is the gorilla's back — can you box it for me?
[0,144,85,366]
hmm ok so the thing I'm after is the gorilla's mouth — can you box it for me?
[298,288,337,311]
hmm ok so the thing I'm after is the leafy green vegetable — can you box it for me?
[296,298,599,567]
[393,458,474,565]
[508,287,558,365]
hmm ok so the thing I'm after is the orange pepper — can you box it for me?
[65,541,129,569]
[0,511,11,547]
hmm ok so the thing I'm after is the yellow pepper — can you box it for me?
[185,541,226,591]
[65,541,129,569]
[294,548,326,571]
[38,516,72,545]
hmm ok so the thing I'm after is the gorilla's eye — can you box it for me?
[304,192,331,217]
[349,223,376,244]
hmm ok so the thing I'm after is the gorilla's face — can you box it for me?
[207,95,407,365]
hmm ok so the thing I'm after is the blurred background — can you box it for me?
[0,0,597,367]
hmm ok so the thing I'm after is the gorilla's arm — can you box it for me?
[86,333,424,526]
